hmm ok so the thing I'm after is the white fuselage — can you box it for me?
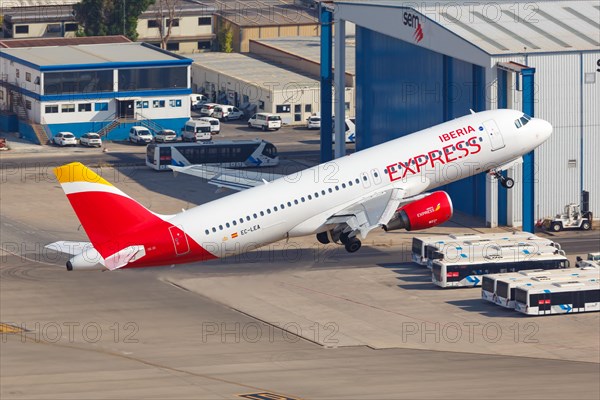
[170,109,551,258]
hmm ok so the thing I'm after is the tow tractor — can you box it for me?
[538,203,593,232]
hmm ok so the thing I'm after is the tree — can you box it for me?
[218,26,233,53]
[153,0,182,50]
[73,0,154,41]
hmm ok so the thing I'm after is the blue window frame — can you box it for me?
[94,102,109,111]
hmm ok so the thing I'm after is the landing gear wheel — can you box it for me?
[316,232,330,244]
[551,222,562,232]
[581,221,591,230]
[339,231,350,245]
[344,238,362,253]
[501,177,515,189]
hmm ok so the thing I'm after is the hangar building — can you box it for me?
[0,38,192,142]
[328,0,599,228]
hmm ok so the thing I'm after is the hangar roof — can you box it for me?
[335,0,600,54]
[189,52,320,91]
[0,42,190,70]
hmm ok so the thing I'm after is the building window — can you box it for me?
[0,90,4,100]
[44,70,113,95]
[198,17,211,26]
[25,72,31,82]
[64,23,78,32]
[305,104,312,113]
[258,101,265,110]
[61,104,75,113]
[166,42,180,51]
[147,20,159,28]
[45,105,59,113]
[78,103,92,112]
[166,19,179,27]
[94,102,109,111]
[25,100,32,110]
[118,67,186,91]
[197,40,211,50]
[136,100,149,109]
[16,69,20,78]
[153,100,165,108]
[46,24,61,33]
[169,99,182,107]
[276,104,290,113]
[15,25,29,34]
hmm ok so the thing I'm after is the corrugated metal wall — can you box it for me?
[494,52,600,223]
[492,52,599,221]
[356,27,487,218]
[530,53,581,218]
[355,27,444,148]
[582,52,600,217]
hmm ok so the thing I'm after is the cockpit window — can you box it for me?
[514,114,531,129]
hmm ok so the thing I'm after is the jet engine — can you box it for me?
[383,191,453,232]
[66,248,106,271]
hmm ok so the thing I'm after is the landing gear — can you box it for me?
[344,237,362,253]
[491,170,515,189]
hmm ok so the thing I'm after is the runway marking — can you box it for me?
[0,323,26,334]
[239,393,301,400]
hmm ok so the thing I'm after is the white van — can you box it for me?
[190,94,208,110]
[247,113,282,131]
[213,105,244,121]
[197,117,220,134]
[181,120,212,142]
[129,126,153,144]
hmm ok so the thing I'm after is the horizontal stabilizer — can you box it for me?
[45,241,93,255]
[104,245,146,271]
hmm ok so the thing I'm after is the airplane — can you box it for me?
[47,109,552,271]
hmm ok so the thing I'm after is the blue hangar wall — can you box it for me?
[355,27,487,219]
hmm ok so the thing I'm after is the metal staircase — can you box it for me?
[30,123,51,145]
[96,113,165,138]
[1,74,51,145]
[137,114,165,134]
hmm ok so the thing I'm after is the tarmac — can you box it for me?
[1,142,599,399]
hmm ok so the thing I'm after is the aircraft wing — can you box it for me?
[323,177,431,239]
[169,165,284,191]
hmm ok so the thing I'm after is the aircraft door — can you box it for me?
[482,120,505,151]
[169,226,191,256]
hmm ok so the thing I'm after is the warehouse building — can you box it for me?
[326,0,599,228]
[0,38,192,142]
[190,52,354,125]
[216,1,320,52]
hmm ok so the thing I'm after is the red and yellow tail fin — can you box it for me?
[54,162,159,256]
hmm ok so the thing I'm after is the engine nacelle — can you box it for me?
[66,249,106,271]
[383,191,453,232]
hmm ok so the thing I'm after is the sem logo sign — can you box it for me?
[403,11,424,43]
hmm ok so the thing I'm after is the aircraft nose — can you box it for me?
[534,118,552,142]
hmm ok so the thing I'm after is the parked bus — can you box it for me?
[427,240,563,269]
[431,249,569,288]
[146,139,279,171]
[514,280,600,315]
[487,268,599,308]
[411,232,549,266]
[481,269,546,302]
